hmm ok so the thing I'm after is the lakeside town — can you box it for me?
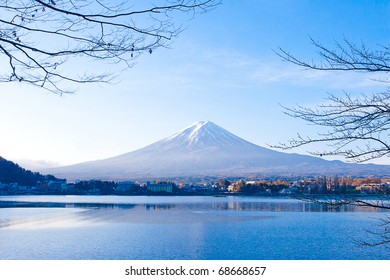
[1,176,389,196]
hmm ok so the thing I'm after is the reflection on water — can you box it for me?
[0,195,388,230]
[0,196,389,260]
[0,208,90,229]
[0,202,275,229]
[0,196,388,212]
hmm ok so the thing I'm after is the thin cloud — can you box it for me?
[251,61,388,90]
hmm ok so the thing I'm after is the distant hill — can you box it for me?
[44,121,390,181]
[0,156,57,186]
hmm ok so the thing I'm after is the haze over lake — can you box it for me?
[0,195,388,260]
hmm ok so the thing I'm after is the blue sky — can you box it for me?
[1,0,390,169]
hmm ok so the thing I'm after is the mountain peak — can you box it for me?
[183,120,212,132]
[194,120,210,126]
[163,120,250,150]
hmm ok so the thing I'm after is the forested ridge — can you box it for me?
[0,156,56,186]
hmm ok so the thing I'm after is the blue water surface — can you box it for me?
[0,195,388,260]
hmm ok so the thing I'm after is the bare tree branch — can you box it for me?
[276,37,390,246]
[0,0,220,94]
[273,91,390,162]
[275,37,390,74]
[294,194,390,247]
[359,215,390,247]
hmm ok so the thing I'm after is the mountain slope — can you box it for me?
[45,121,390,180]
[0,156,57,185]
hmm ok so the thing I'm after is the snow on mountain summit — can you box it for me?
[162,120,257,150]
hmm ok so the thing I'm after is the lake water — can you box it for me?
[0,195,389,260]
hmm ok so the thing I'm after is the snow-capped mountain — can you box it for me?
[45,121,390,181]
